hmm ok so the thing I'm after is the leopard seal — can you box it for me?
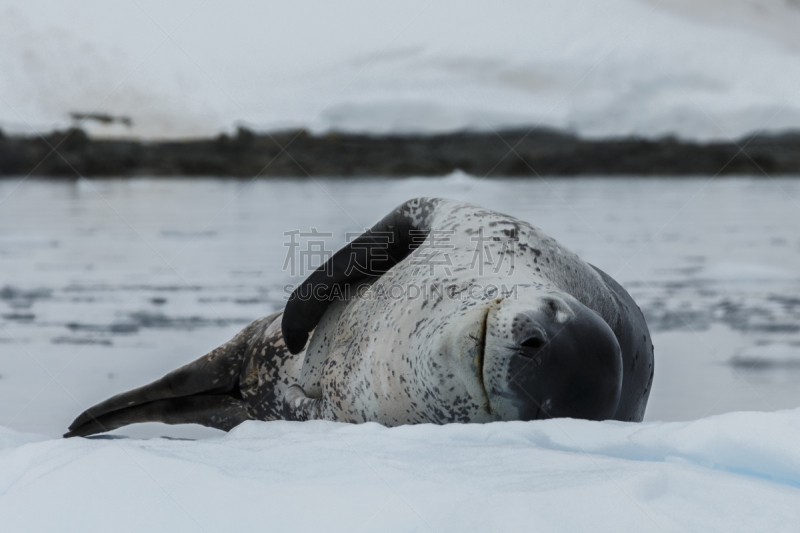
[65,197,654,437]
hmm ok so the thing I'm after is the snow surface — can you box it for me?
[2,0,800,140]
[1,409,800,532]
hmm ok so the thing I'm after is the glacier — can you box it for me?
[2,0,800,140]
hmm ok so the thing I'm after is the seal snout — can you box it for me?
[484,294,623,422]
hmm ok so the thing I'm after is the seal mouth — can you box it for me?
[476,305,492,414]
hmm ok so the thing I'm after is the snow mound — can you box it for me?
[3,1,800,140]
[1,409,799,532]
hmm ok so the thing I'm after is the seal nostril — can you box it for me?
[520,336,544,350]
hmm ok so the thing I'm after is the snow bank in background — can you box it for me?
[1,409,799,532]
[2,0,800,140]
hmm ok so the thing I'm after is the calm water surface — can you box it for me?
[1,175,799,438]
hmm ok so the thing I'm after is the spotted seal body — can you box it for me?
[66,198,654,437]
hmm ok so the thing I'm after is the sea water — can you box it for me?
[1,174,799,438]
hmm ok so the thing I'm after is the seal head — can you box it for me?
[484,289,623,421]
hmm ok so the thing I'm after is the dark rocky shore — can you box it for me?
[1,127,799,177]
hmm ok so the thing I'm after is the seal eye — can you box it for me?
[520,336,544,350]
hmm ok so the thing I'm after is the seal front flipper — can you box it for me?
[282,197,441,354]
[282,384,324,421]
[63,316,277,438]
